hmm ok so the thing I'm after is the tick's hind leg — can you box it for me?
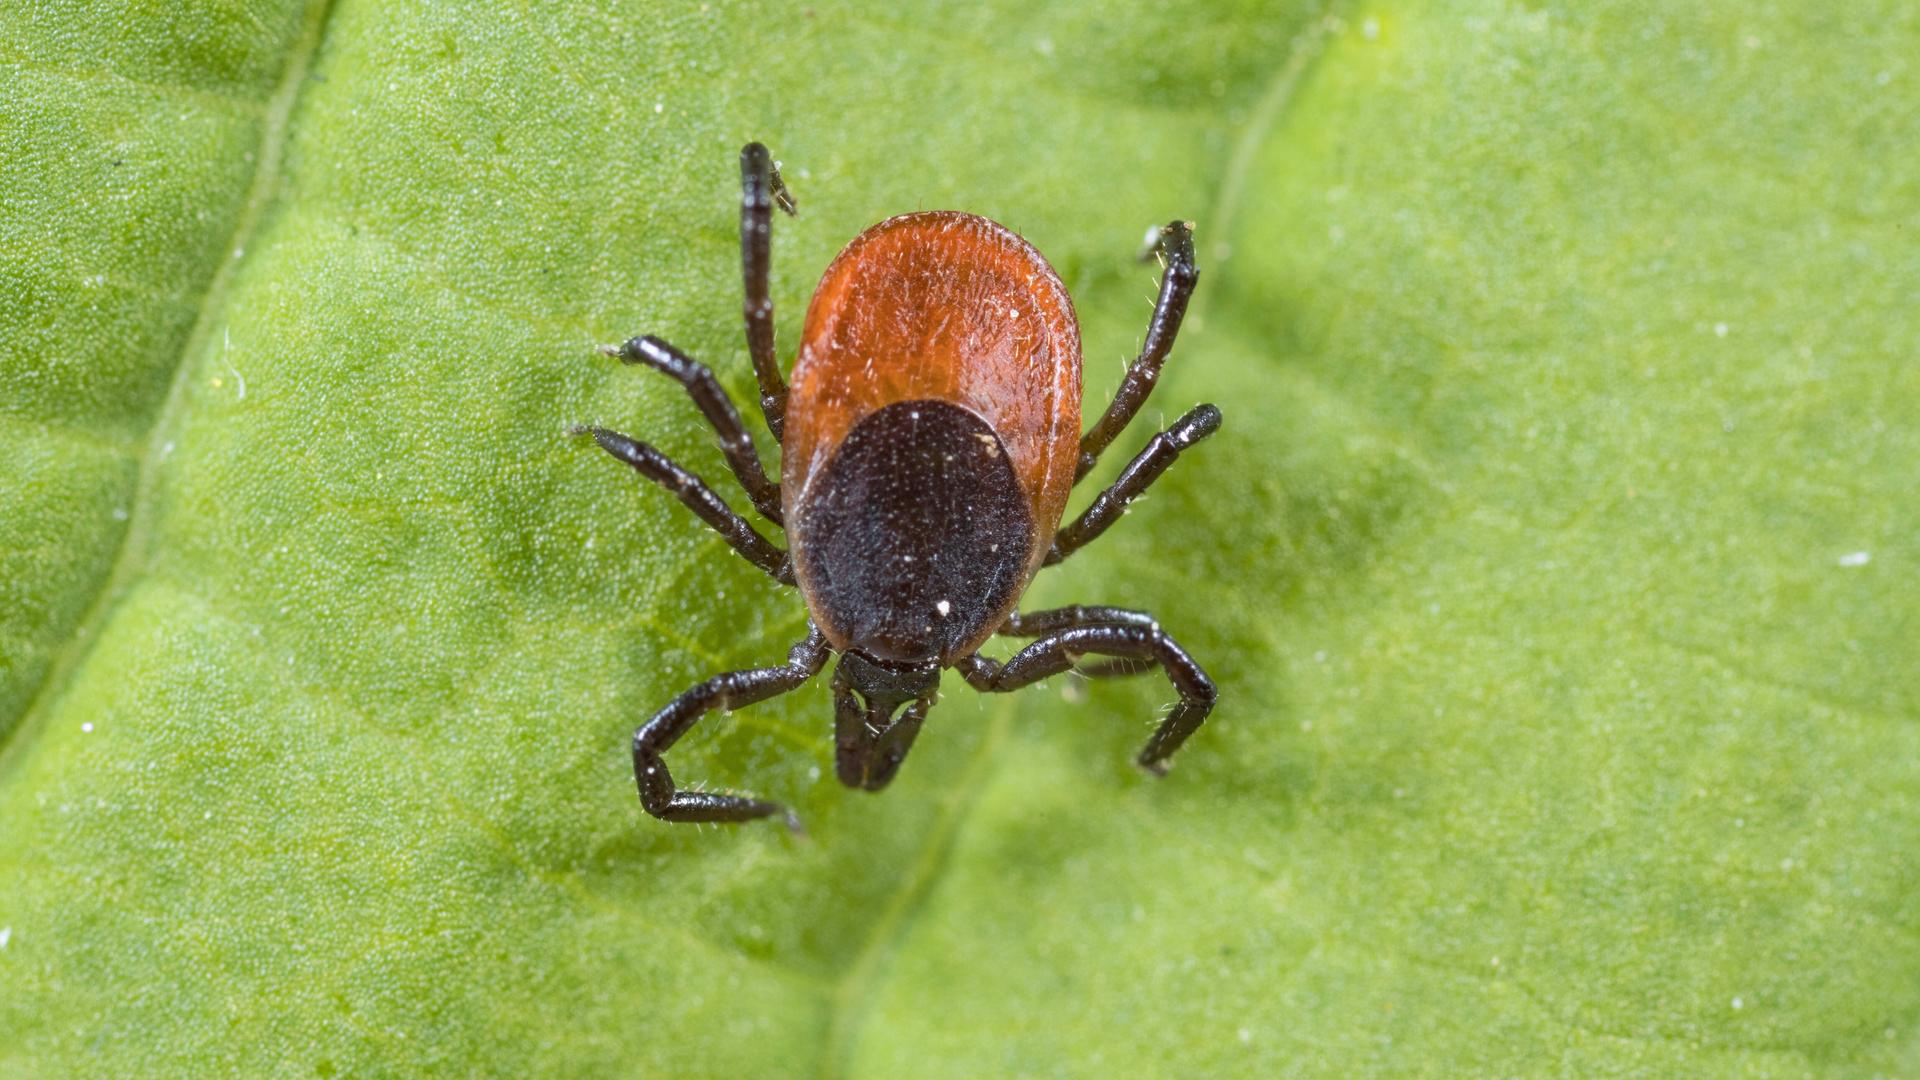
[634,627,830,828]
[959,620,1216,775]
[600,335,783,524]
[740,141,797,441]
[1076,220,1200,481]
[1047,403,1220,566]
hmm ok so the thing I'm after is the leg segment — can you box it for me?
[740,141,797,442]
[958,622,1216,775]
[634,626,830,827]
[1072,658,1157,678]
[1001,605,1162,677]
[603,335,783,524]
[1075,220,1200,482]
[1047,403,1220,566]
[1000,605,1160,636]
[574,425,793,585]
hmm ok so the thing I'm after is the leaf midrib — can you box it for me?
[0,0,339,778]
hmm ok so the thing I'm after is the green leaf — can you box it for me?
[4,1,1917,1075]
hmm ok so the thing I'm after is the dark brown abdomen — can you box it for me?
[790,401,1031,662]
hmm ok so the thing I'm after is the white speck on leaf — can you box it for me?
[219,328,247,400]
[1838,551,1870,567]
[81,722,93,734]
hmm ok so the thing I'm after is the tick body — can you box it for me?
[786,212,1081,665]
[577,143,1220,828]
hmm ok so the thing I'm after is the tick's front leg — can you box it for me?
[1075,219,1200,481]
[740,141,797,442]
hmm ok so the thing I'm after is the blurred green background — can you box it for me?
[3,1,1916,1075]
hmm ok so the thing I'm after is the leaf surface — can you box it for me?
[3,2,1917,1076]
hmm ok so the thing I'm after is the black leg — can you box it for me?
[573,425,794,586]
[634,626,830,828]
[1075,220,1200,482]
[958,622,1216,775]
[1000,606,1158,677]
[1001,605,1162,676]
[601,335,783,524]
[1000,605,1160,636]
[1047,403,1220,566]
[741,141,797,442]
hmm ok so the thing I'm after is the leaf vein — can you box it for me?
[0,0,339,774]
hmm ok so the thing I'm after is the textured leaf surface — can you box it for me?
[4,1,1917,1076]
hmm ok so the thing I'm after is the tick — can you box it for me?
[573,142,1219,829]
